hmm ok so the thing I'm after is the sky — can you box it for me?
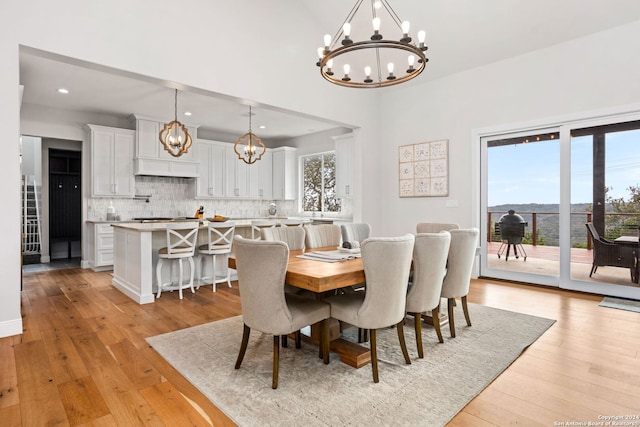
[487,129,640,206]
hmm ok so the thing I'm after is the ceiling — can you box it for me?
[19,1,640,140]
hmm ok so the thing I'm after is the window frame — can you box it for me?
[299,150,341,214]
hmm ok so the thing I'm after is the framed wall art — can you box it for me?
[398,139,449,197]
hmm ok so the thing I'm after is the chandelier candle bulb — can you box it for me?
[364,66,373,83]
[371,17,382,40]
[342,23,353,45]
[342,64,351,81]
[387,62,396,80]
[323,34,332,53]
[326,59,334,76]
[418,30,427,50]
[401,20,411,42]
[407,55,415,73]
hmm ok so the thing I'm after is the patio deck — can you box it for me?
[485,242,640,288]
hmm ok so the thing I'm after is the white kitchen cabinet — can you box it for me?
[196,140,227,198]
[87,222,115,271]
[87,124,135,197]
[272,147,297,200]
[249,150,273,199]
[225,145,250,197]
[334,133,354,198]
[132,115,199,177]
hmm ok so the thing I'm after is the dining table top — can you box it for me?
[228,246,365,293]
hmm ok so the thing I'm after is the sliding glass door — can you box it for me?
[480,128,561,287]
[480,113,640,299]
[566,120,640,297]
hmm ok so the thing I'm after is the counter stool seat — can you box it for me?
[156,222,199,300]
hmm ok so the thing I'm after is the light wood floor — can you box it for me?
[2,268,639,426]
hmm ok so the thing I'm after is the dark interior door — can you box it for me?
[49,149,81,259]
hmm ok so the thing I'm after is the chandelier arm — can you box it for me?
[380,0,404,29]
[375,46,382,82]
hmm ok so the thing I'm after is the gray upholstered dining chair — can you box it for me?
[416,222,460,233]
[324,234,415,383]
[233,236,331,389]
[304,224,342,249]
[340,223,372,245]
[261,226,305,250]
[405,232,451,357]
[440,228,479,338]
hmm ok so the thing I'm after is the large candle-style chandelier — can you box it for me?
[316,0,428,88]
[159,89,192,157]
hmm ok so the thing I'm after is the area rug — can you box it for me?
[147,303,555,427]
[599,296,640,313]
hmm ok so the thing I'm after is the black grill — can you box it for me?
[495,211,528,261]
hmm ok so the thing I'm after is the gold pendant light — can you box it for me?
[159,89,192,157]
[234,106,266,165]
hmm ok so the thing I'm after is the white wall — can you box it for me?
[377,20,640,237]
[0,0,380,337]
[21,135,41,183]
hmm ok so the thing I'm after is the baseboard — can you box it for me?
[41,255,51,263]
[0,318,23,338]
[81,260,91,269]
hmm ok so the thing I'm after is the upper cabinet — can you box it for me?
[87,124,135,198]
[197,140,294,200]
[131,115,199,178]
[272,147,297,201]
[196,140,227,198]
[249,150,273,199]
[334,133,354,198]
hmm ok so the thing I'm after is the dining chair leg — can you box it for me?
[282,335,288,348]
[295,330,301,349]
[272,335,280,389]
[413,313,424,359]
[397,321,411,365]
[461,295,472,327]
[234,324,251,369]
[431,306,444,343]
[370,329,379,383]
[448,298,456,338]
[322,320,330,365]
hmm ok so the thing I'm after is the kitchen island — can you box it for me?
[110,217,341,303]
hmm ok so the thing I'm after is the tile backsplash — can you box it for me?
[87,176,351,220]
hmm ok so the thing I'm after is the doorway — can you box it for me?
[48,148,81,260]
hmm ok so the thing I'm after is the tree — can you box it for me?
[606,184,640,237]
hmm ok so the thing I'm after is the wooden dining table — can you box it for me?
[228,246,373,368]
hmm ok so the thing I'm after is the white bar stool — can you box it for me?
[251,220,276,239]
[197,221,236,292]
[156,222,199,299]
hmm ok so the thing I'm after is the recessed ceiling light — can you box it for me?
[57,88,69,94]
[259,125,266,129]
[184,111,192,116]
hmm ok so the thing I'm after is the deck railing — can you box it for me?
[487,211,640,251]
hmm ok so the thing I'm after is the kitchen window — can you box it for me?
[300,151,341,214]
